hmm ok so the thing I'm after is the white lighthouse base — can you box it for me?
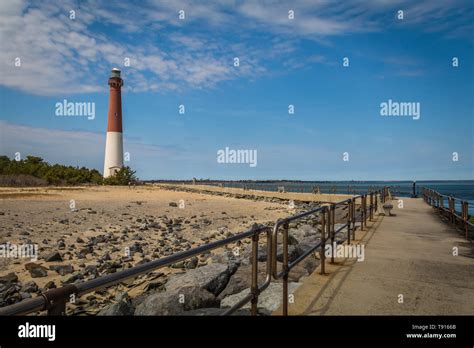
[103,131,124,178]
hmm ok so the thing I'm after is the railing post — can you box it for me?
[250,231,259,316]
[330,204,335,264]
[42,284,78,316]
[347,200,352,245]
[449,197,455,225]
[369,193,374,221]
[462,201,468,239]
[282,222,289,316]
[374,191,378,213]
[320,208,326,275]
[352,198,356,241]
[360,195,366,230]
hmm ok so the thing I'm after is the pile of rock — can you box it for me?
[0,272,43,307]
[94,222,326,316]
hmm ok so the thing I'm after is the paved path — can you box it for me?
[279,198,474,315]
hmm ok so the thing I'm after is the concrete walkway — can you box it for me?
[280,198,474,315]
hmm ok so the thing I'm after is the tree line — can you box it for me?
[0,155,137,186]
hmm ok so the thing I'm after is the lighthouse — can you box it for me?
[103,68,124,178]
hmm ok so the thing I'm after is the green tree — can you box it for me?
[103,166,138,185]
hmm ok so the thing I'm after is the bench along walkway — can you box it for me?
[277,197,474,315]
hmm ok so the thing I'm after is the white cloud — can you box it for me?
[0,0,471,96]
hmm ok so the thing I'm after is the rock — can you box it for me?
[0,272,18,285]
[98,294,134,316]
[288,257,320,282]
[61,272,83,284]
[19,292,32,300]
[21,281,38,293]
[220,282,301,315]
[276,245,299,263]
[170,261,186,269]
[217,262,267,300]
[295,237,320,257]
[44,252,62,262]
[185,257,199,269]
[84,265,98,275]
[26,264,48,278]
[49,265,74,275]
[43,281,57,290]
[165,263,231,297]
[300,256,320,274]
[134,286,218,315]
[244,245,267,263]
[129,242,143,254]
[168,202,178,207]
[177,308,251,316]
[210,251,240,274]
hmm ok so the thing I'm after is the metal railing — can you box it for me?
[422,187,473,240]
[271,188,388,315]
[0,224,272,316]
[0,187,390,316]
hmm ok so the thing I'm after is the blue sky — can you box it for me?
[0,0,473,180]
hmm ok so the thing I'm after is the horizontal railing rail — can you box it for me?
[0,187,391,316]
[421,187,473,240]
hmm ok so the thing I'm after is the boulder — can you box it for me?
[98,294,134,316]
[210,251,240,274]
[134,286,218,315]
[276,245,299,263]
[165,263,231,297]
[294,237,321,257]
[220,282,301,315]
[287,257,320,282]
[98,300,134,316]
[217,262,267,300]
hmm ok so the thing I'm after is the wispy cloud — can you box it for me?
[0,0,471,96]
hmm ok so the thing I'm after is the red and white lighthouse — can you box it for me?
[103,68,124,178]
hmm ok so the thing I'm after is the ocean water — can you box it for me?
[217,181,474,215]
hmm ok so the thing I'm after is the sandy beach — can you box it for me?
[1,184,342,315]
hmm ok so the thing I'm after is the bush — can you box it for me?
[0,155,104,186]
[103,166,137,186]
